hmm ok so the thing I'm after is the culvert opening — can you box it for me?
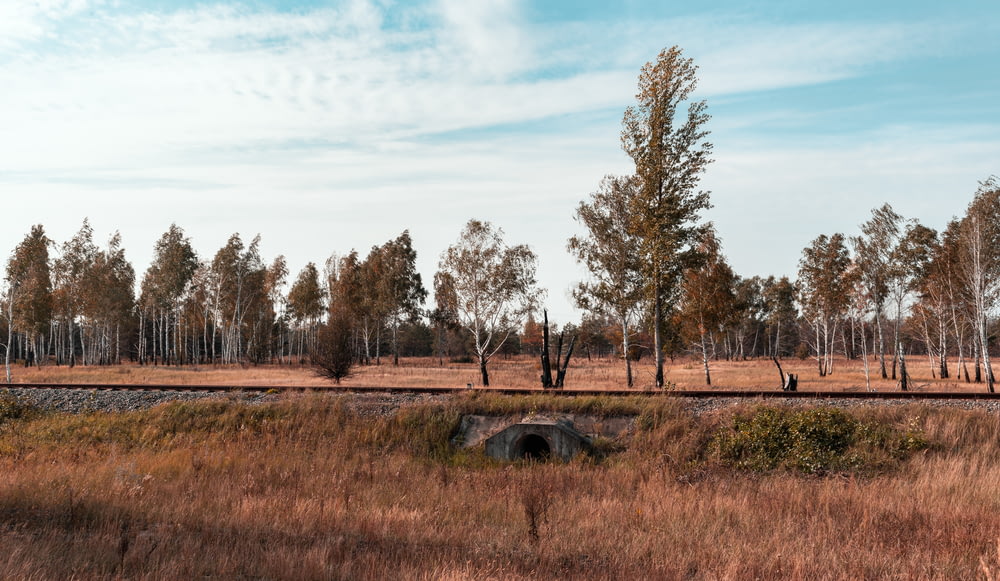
[517,434,551,461]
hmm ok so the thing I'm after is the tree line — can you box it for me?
[3,45,998,390]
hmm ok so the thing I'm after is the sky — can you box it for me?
[2,0,998,324]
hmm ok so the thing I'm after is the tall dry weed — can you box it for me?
[0,395,998,579]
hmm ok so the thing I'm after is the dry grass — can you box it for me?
[0,394,998,579]
[8,354,995,392]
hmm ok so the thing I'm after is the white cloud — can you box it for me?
[705,124,1000,281]
[0,0,94,48]
[1,1,995,322]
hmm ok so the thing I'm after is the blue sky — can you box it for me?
[1,0,998,323]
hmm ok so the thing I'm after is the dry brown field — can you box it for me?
[7,353,995,392]
[0,393,999,579]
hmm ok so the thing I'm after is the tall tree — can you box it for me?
[887,222,937,390]
[372,231,427,366]
[916,220,974,382]
[568,174,645,387]
[957,176,1000,392]
[79,233,135,365]
[621,46,713,388]
[5,225,53,369]
[208,234,266,364]
[139,225,198,365]
[797,233,852,377]
[252,255,287,364]
[910,230,951,380]
[326,251,365,363]
[436,219,540,387]
[287,262,325,363]
[52,219,98,366]
[851,204,901,379]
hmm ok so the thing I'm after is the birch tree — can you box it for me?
[436,219,540,387]
[851,204,901,379]
[52,219,98,366]
[568,174,645,387]
[139,225,198,365]
[621,46,713,388]
[79,233,135,365]
[887,222,936,390]
[957,176,1000,392]
[287,262,324,363]
[208,234,266,364]
[797,233,852,377]
[5,225,53,368]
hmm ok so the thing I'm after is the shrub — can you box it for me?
[312,308,355,383]
[0,390,36,424]
[711,406,927,475]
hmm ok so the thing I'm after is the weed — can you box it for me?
[0,390,36,424]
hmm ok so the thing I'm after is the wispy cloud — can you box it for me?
[0,1,949,175]
[1,0,995,321]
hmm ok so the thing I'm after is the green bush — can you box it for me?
[711,406,927,475]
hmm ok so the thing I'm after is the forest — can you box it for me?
[2,47,998,392]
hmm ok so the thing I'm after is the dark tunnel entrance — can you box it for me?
[517,434,551,460]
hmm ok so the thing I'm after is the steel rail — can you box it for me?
[4,383,1000,400]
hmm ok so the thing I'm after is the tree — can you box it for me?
[79,233,136,365]
[207,234,266,364]
[312,306,355,384]
[910,229,951,380]
[371,231,427,366]
[621,46,713,388]
[568,174,645,387]
[676,229,736,385]
[436,219,541,387]
[251,255,287,364]
[761,276,798,359]
[851,204,901,379]
[52,219,98,366]
[326,251,365,363]
[957,176,1000,392]
[914,220,974,382]
[576,313,615,360]
[887,222,936,390]
[287,262,325,363]
[729,276,767,360]
[139,225,198,365]
[429,271,461,366]
[5,225,53,369]
[797,233,852,377]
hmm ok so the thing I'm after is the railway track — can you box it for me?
[5,383,1000,400]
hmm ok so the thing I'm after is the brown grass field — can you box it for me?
[0,392,999,580]
[2,356,999,579]
[7,353,995,392]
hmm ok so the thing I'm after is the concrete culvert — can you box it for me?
[484,420,591,462]
[516,434,551,460]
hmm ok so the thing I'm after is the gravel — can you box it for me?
[3,387,998,417]
[682,395,1000,416]
[2,388,272,414]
